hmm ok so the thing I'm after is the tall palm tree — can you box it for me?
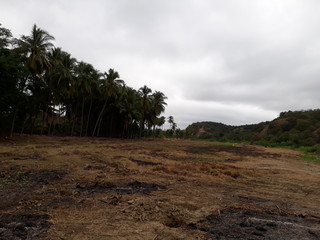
[92,68,124,136]
[74,61,100,136]
[47,48,77,134]
[48,48,76,101]
[19,24,55,75]
[118,87,142,137]
[151,91,167,116]
[138,85,152,135]
[149,91,167,133]
[16,24,55,134]
[168,116,175,129]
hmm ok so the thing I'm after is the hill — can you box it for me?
[186,109,320,147]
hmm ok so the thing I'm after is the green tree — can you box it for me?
[148,91,167,134]
[138,85,152,136]
[74,61,100,136]
[47,48,77,134]
[118,87,142,137]
[0,23,13,48]
[92,68,124,136]
[15,24,55,134]
[0,29,26,135]
[18,24,55,75]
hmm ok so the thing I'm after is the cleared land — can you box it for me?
[0,136,320,240]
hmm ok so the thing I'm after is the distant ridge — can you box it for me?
[186,109,320,147]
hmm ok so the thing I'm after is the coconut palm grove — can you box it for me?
[0,24,175,138]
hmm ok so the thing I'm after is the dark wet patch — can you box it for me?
[185,145,282,158]
[84,165,106,170]
[0,214,50,240]
[129,158,161,166]
[41,197,77,210]
[73,181,165,195]
[0,152,14,157]
[224,158,240,163]
[14,170,67,185]
[13,155,41,161]
[100,195,122,205]
[0,169,67,188]
[191,208,320,240]
[163,213,185,228]
[0,170,68,210]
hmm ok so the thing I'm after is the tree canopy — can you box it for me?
[0,24,168,138]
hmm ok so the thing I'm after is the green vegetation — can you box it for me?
[0,24,169,138]
[298,154,320,164]
[186,109,320,148]
[0,171,31,190]
[290,145,320,164]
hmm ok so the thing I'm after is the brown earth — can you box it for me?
[0,135,320,240]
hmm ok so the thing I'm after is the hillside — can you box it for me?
[186,109,320,147]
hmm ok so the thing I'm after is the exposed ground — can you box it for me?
[0,136,320,240]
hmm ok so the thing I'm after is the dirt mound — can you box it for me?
[0,214,50,240]
[192,208,320,240]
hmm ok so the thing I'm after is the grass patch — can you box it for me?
[298,154,320,164]
[255,144,320,164]
[0,171,30,190]
[192,139,320,164]
[279,145,320,164]
[191,139,237,146]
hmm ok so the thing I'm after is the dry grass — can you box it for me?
[0,135,320,239]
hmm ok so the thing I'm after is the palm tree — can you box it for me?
[92,68,124,136]
[0,23,13,48]
[156,116,166,129]
[18,24,55,75]
[138,85,152,136]
[74,61,100,136]
[48,48,76,102]
[118,87,142,137]
[47,48,76,135]
[149,91,167,134]
[16,24,55,135]
[168,116,175,129]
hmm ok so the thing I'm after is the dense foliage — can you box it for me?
[0,24,168,138]
[186,109,320,149]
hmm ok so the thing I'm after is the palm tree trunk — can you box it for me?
[30,116,36,135]
[10,108,18,138]
[48,110,55,136]
[71,114,75,136]
[92,99,108,137]
[80,97,85,137]
[71,101,79,136]
[40,106,49,135]
[97,115,103,137]
[85,99,92,136]
[152,125,156,138]
[139,117,145,137]
[109,111,115,137]
[20,116,28,135]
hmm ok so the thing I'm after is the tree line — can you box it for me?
[0,23,175,138]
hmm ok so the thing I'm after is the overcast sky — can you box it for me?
[1,0,320,129]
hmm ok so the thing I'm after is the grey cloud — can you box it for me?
[1,0,320,128]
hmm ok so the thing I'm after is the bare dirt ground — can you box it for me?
[0,135,320,240]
